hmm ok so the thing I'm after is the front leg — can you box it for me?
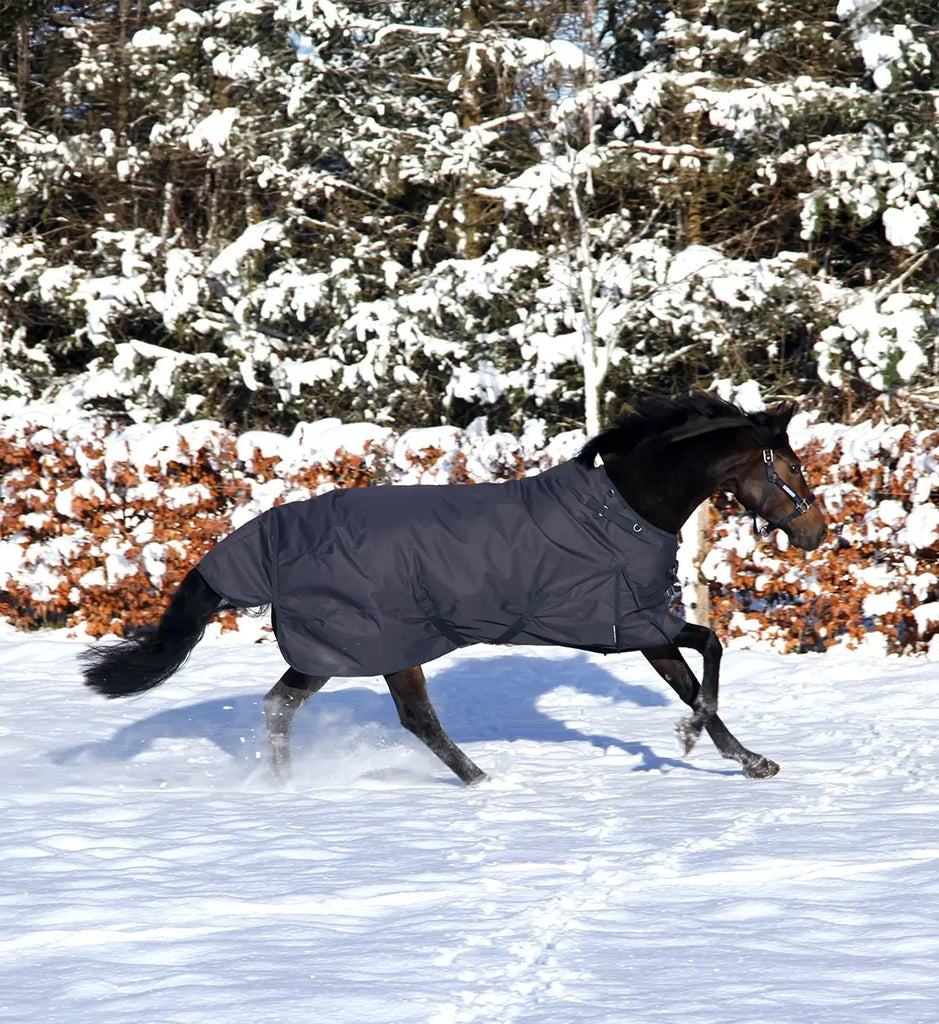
[642,637,780,779]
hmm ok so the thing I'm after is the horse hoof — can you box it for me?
[743,757,780,780]
[676,718,701,755]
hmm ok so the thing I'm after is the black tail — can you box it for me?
[81,569,228,698]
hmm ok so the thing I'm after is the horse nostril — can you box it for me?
[804,524,828,551]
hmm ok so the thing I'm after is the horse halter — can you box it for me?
[752,449,816,537]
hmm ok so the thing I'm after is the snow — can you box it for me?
[816,292,929,390]
[3,633,938,1023]
[899,504,939,551]
[212,46,266,80]
[857,27,906,75]
[209,220,286,277]
[131,27,175,49]
[510,38,596,75]
[837,0,885,17]
[446,360,508,404]
[882,203,930,249]
[187,107,240,157]
[477,158,581,221]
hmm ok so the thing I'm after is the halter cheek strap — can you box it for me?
[753,449,816,537]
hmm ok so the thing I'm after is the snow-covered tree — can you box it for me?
[2,0,938,433]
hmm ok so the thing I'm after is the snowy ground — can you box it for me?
[3,631,938,1024]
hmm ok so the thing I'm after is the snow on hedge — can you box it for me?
[1,406,937,657]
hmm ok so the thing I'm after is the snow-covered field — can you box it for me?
[3,631,937,1024]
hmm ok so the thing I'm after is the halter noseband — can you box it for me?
[752,449,816,537]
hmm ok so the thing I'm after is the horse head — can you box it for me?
[733,402,827,551]
[579,394,827,551]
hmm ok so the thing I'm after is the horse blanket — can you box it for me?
[197,459,685,677]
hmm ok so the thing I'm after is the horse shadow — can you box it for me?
[423,652,725,775]
[53,692,266,769]
[54,652,729,777]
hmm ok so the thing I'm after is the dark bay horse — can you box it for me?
[81,395,826,783]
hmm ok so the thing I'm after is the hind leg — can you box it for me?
[263,668,329,780]
[384,666,488,785]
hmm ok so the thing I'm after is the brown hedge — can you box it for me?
[1,422,937,654]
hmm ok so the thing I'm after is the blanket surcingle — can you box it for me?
[197,459,685,677]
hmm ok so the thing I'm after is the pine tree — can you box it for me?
[2,1,937,432]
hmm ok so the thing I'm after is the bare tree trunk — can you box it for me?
[556,1,610,437]
[160,179,174,239]
[674,0,709,627]
[568,168,606,438]
[117,0,131,139]
[675,0,704,247]
[205,168,219,248]
[16,12,29,117]
[456,5,487,259]
[677,502,711,628]
[679,110,703,246]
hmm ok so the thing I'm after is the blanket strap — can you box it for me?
[418,589,547,647]
[491,589,547,644]
[417,591,468,648]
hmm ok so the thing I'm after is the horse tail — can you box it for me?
[81,568,229,698]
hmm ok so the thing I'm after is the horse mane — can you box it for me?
[576,393,792,465]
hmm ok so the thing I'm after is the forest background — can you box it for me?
[1,0,938,653]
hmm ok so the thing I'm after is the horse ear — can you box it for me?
[763,401,796,434]
[749,401,796,444]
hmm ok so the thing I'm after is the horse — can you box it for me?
[80,394,827,784]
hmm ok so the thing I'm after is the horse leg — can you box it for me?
[262,668,329,780]
[661,622,723,754]
[641,644,779,779]
[384,666,488,785]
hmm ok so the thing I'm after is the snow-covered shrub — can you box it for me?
[0,415,545,635]
[1,413,938,656]
[815,292,932,392]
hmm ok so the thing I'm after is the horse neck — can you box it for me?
[602,428,754,534]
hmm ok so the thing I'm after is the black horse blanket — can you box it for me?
[197,459,684,677]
